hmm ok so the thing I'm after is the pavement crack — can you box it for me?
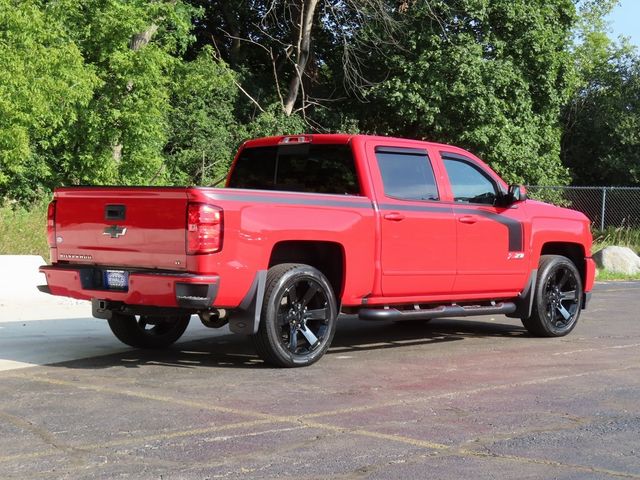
[0,410,67,452]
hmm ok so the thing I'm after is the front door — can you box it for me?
[440,153,528,295]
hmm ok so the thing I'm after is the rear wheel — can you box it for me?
[522,255,582,337]
[252,263,337,367]
[107,312,191,348]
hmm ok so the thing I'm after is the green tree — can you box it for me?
[356,0,577,186]
[562,43,640,185]
[0,0,97,201]
[562,0,640,185]
[186,0,392,128]
[48,0,197,186]
[165,47,241,184]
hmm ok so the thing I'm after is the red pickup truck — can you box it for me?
[40,134,595,367]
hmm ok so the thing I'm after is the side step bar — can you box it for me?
[358,302,517,322]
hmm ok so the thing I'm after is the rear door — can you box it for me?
[369,143,456,297]
[54,187,189,270]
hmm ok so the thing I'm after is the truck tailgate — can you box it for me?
[54,187,189,270]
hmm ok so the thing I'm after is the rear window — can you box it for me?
[228,144,360,195]
[375,149,439,201]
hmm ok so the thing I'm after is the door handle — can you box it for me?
[384,212,405,221]
[458,215,478,224]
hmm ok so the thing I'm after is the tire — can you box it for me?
[107,312,191,348]
[252,263,338,367]
[522,255,583,337]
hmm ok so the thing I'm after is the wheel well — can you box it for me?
[540,242,586,286]
[269,241,345,299]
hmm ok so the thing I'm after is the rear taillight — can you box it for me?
[47,200,57,248]
[187,203,223,254]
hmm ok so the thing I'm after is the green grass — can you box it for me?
[596,269,640,281]
[0,201,50,260]
[592,226,640,254]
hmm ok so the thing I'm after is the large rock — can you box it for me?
[593,246,640,275]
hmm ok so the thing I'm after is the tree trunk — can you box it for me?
[112,24,159,162]
[130,24,158,51]
[283,0,319,116]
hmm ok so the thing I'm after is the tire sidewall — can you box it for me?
[263,265,338,367]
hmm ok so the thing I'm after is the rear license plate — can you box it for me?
[104,270,129,290]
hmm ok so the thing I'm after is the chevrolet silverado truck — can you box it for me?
[39,134,595,367]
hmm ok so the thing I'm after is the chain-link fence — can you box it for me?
[526,186,640,230]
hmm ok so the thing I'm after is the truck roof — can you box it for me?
[242,134,458,150]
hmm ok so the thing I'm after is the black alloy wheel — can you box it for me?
[522,255,583,337]
[253,263,337,367]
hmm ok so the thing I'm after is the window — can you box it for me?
[228,144,360,195]
[375,148,439,201]
[442,156,498,205]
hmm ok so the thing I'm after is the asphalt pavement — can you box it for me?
[1,281,639,479]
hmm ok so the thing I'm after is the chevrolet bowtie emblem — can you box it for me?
[103,225,127,238]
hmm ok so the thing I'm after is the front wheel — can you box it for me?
[252,263,338,367]
[522,255,582,337]
[107,312,191,348]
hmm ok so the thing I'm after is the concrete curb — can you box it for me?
[0,255,82,306]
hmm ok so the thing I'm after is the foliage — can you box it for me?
[0,0,98,201]
[48,0,198,186]
[357,0,577,186]
[562,39,640,185]
[0,200,49,258]
[1,0,638,208]
[595,269,640,281]
[560,0,640,187]
[165,47,240,185]
[245,104,307,139]
[593,226,640,254]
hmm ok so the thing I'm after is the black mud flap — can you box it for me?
[506,269,537,319]
[228,270,267,335]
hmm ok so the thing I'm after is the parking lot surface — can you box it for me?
[1,282,639,479]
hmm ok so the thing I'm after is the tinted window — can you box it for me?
[228,144,360,195]
[443,157,498,205]
[376,150,439,201]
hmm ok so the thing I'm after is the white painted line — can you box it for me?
[552,343,640,356]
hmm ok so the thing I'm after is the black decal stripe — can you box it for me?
[379,203,523,252]
[205,191,374,209]
[456,208,523,252]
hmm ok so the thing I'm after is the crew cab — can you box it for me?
[40,134,595,367]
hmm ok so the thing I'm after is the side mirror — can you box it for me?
[508,184,527,203]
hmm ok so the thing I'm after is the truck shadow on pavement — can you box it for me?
[41,316,530,371]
